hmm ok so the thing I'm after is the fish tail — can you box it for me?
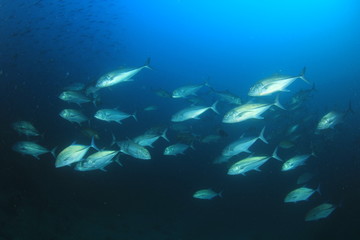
[50,146,57,158]
[259,127,268,144]
[346,100,355,115]
[144,57,152,70]
[274,95,286,110]
[210,101,219,114]
[272,147,282,161]
[110,133,117,147]
[299,67,310,84]
[90,137,99,151]
[315,184,321,195]
[132,111,138,122]
[161,128,170,142]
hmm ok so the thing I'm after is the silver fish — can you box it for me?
[59,91,91,105]
[94,109,137,124]
[75,150,118,171]
[96,59,151,88]
[117,140,151,160]
[222,127,268,158]
[284,186,319,203]
[193,189,222,200]
[133,128,169,148]
[305,203,336,221]
[55,138,98,168]
[163,143,192,156]
[12,141,50,159]
[12,121,40,137]
[172,82,209,99]
[248,68,309,96]
[59,109,88,124]
[171,102,218,122]
[281,153,313,171]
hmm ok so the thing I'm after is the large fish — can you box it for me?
[55,138,98,168]
[12,141,50,159]
[96,58,151,88]
[305,203,336,221]
[248,68,309,96]
[94,109,137,124]
[171,102,218,122]
[222,127,268,158]
[222,97,284,123]
[12,121,40,137]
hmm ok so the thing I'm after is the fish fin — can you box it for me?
[115,156,123,167]
[116,120,123,124]
[110,133,117,147]
[100,167,108,172]
[259,126,268,144]
[210,101,219,114]
[245,149,252,153]
[254,167,261,172]
[272,147,282,161]
[274,95,286,110]
[315,184,321,195]
[280,89,291,92]
[218,191,223,198]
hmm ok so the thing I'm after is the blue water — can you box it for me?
[1,0,360,239]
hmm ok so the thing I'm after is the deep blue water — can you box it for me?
[1,0,360,239]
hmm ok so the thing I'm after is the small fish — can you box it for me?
[75,150,118,171]
[248,68,309,96]
[163,143,192,156]
[96,58,151,88]
[59,91,92,105]
[193,189,222,200]
[172,82,209,99]
[222,127,268,158]
[281,153,314,171]
[143,105,158,111]
[133,128,169,148]
[171,102,218,122]
[117,140,151,160]
[297,172,315,185]
[211,88,242,105]
[227,148,280,176]
[284,186,320,203]
[222,96,284,123]
[305,203,336,221]
[12,141,50,159]
[94,109,137,124]
[59,109,88,124]
[12,121,40,137]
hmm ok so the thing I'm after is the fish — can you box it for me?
[227,148,280,175]
[58,90,92,105]
[222,127,268,158]
[281,153,314,171]
[59,109,88,124]
[222,96,284,123]
[12,141,50,159]
[64,82,86,91]
[12,121,40,137]
[305,203,336,221]
[201,134,222,144]
[172,82,209,99]
[80,127,100,140]
[284,186,320,203]
[133,128,169,148]
[278,140,295,149]
[193,189,222,200]
[74,150,119,171]
[163,143,192,156]
[96,58,151,88]
[211,88,242,105]
[94,109,137,124]
[248,68,309,96]
[316,103,354,131]
[153,88,172,98]
[297,172,315,185]
[55,138,98,168]
[143,105,158,111]
[171,102,218,122]
[117,140,151,160]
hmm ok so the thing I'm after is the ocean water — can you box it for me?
[1,0,360,239]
